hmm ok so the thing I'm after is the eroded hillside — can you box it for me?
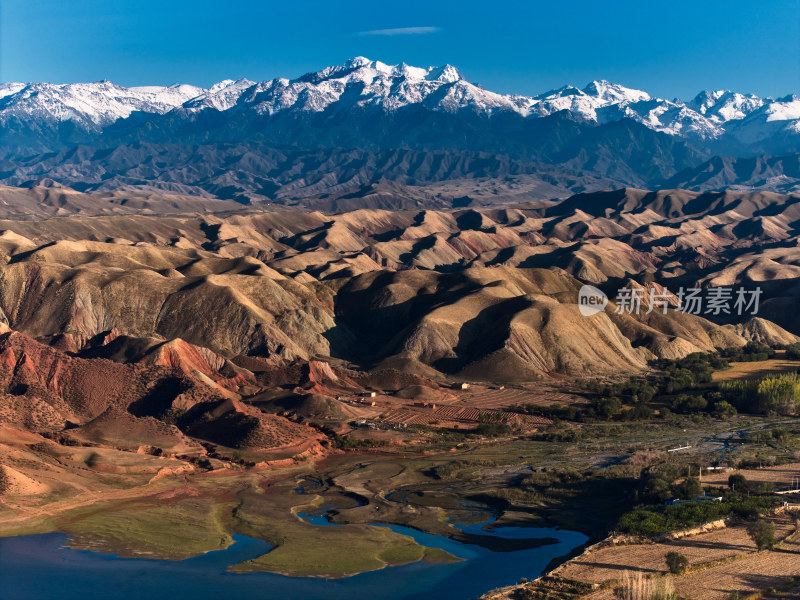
[0,186,797,381]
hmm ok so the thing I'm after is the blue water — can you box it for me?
[0,517,587,600]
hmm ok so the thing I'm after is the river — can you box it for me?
[0,513,587,600]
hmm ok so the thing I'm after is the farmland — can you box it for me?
[484,511,800,600]
[340,384,559,430]
[712,357,800,383]
[560,514,795,583]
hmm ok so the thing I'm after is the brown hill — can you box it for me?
[726,318,800,346]
[0,322,317,455]
[0,185,795,391]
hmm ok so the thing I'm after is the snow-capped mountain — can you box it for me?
[181,78,255,112]
[725,94,800,146]
[2,56,797,147]
[0,80,205,127]
[688,90,765,123]
[530,81,650,119]
[0,57,800,166]
[230,57,526,117]
[0,82,26,100]
[1,56,797,154]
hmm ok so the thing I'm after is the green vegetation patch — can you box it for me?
[476,465,638,537]
[422,546,461,564]
[720,372,800,415]
[231,519,459,577]
[60,496,234,559]
[616,495,779,537]
[0,515,58,538]
[515,346,800,426]
[228,484,460,578]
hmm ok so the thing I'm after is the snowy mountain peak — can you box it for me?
[426,64,462,83]
[305,57,462,85]
[690,89,726,106]
[583,80,650,104]
[182,78,255,112]
[687,90,764,123]
[0,82,25,100]
[209,80,235,91]
[0,80,204,126]
[0,58,797,148]
[344,56,373,69]
[536,85,582,99]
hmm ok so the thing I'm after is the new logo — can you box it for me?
[578,285,608,316]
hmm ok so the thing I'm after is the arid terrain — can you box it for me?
[0,183,799,598]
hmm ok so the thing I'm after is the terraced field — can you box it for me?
[460,386,583,410]
[558,516,795,584]
[484,512,800,600]
[577,532,800,600]
[378,405,551,428]
[673,534,800,600]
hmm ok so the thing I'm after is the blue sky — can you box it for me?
[2,0,798,100]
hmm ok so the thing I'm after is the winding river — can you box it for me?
[0,514,587,600]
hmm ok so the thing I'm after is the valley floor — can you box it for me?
[4,412,800,591]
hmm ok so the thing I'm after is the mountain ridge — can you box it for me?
[2,57,798,153]
[2,57,799,205]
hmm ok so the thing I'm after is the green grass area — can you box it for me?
[231,522,439,577]
[422,546,461,563]
[0,515,57,538]
[60,496,234,559]
[228,486,460,577]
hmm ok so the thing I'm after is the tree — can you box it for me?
[728,473,748,492]
[713,400,737,419]
[746,519,775,550]
[665,551,689,575]
[476,422,510,436]
[682,395,707,413]
[597,396,622,419]
[637,385,656,404]
[645,476,673,502]
[756,374,800,415]
[674,476,702,500]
